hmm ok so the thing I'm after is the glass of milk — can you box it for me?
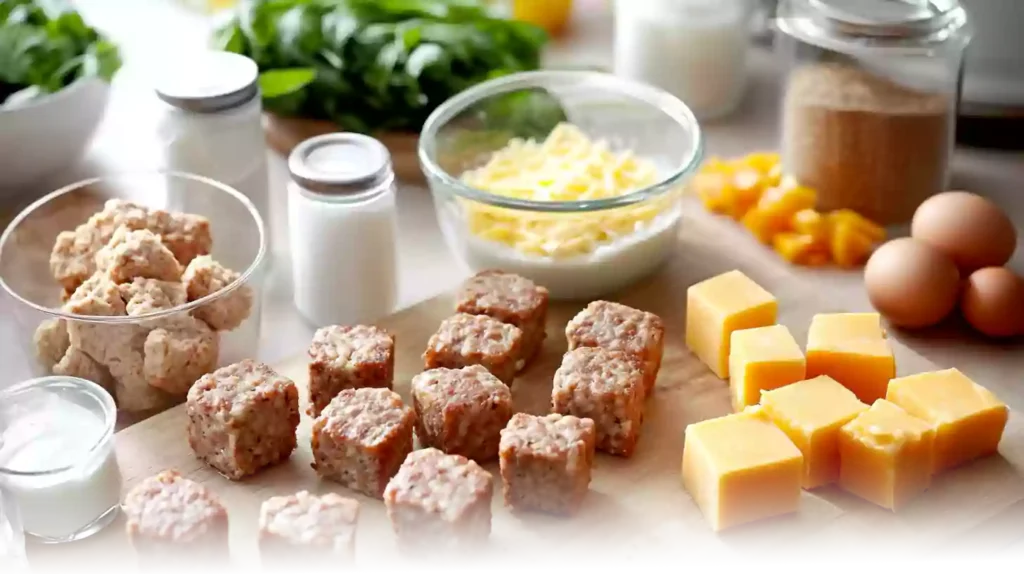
[0,376,122,543]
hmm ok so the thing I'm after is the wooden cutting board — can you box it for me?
[263,114,423,184]
[27,210,1024,568]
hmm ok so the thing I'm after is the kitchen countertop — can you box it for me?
[0,0,1019,564]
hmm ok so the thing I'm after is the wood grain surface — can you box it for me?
[26,209,1024,568]
[262,114,424,184]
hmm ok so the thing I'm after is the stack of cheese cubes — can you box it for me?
[682,269,1010,532]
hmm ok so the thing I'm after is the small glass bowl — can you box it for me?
[418,70,703,300]
[0,376,120,544]
[0,171,267,423]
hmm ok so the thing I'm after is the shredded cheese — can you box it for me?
[460,123,674,259]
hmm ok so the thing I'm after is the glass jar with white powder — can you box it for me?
[155,50,273,247]
[287,133,400,328]
[614,0,754,120]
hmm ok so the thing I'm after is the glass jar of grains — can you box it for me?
[774,0,971,224]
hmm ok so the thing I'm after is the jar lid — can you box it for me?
[155,51,259,113]
[287,133,394,197]
[779,0,969,47]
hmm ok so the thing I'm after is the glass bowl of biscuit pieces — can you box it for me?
[0,171,268,423]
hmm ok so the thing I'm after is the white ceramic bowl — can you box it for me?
[0,79,111,193]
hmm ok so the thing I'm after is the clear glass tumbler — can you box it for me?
[0,483,26,567]
[0,376,121,544]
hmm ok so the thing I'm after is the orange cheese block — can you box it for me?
[681,410,803,532]
[839,399,935,510]
[728,325,806,411]
[760,375,869,489]
[806,313,895,404]
[686,270,778,379]
[886,368,1008,472]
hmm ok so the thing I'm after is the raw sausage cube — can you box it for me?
[565,300,665,397]
[311,387,415,499]
[383,448,493,552]
[258,491,359,563]
[423,313,523,386]
[186,360,300,480]
[412,365,513,463]
[455,270,549,367]
[552,347,645,457]
[124,470,229,561]
[498,413,597,515]
[307,325,395,417]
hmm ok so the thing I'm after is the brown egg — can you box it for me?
[864,238,961,329]
[961,267,1024,338]
[911,191,1017,273]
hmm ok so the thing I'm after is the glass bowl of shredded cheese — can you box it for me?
[419,70,704,300]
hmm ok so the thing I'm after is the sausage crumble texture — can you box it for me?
[311,387,416,499]
[258,490,359,564]
[38,199,253,412]
[186,360,300,480]
[306,324,395,418]
[123,470,229,563]
[423,312,524,386]
[455,269,549,368]
[383,447,494,553]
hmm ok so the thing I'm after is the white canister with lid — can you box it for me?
[155,51,273,246]
[287,133,400,328]
[614,0,754,120]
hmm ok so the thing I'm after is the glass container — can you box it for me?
[774,0,972,224]
[0,172,267,423]
[418,70,703,301]
[0,376,120,543]
[615,0,755,121]
[287,133,399,328]
[0,483,26,566]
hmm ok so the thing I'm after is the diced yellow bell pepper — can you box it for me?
[742,208,787,244]
[742,152,781,175]
[756,184,817,222]
[792,209,830,245]
[828,209,887,244]
[724,168,765,220]
[773,233,828,265]
[691,172,733,214]
[831,221,876,268]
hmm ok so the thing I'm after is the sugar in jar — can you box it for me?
[774,0,972,224]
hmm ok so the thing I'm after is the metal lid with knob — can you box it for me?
[777,0,971,52]
[155,51,260,114]
[287,133,395,200]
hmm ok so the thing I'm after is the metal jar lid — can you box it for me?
[156,51,260,113]
[287,133,394,198]
[778,0,970,47]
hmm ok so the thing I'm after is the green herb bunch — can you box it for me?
[0,0,122,108]
[214,0,549,134]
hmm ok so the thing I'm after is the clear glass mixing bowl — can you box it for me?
[0,171,267,424]
[418,70,704,300]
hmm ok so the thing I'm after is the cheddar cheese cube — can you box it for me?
[686,270,777,379]
[728,325,806,411]
[886,368,1008,472]
[839,399,935,510]
[682,410,803,532]
[761,375,869,489]
[806,313,895,404]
